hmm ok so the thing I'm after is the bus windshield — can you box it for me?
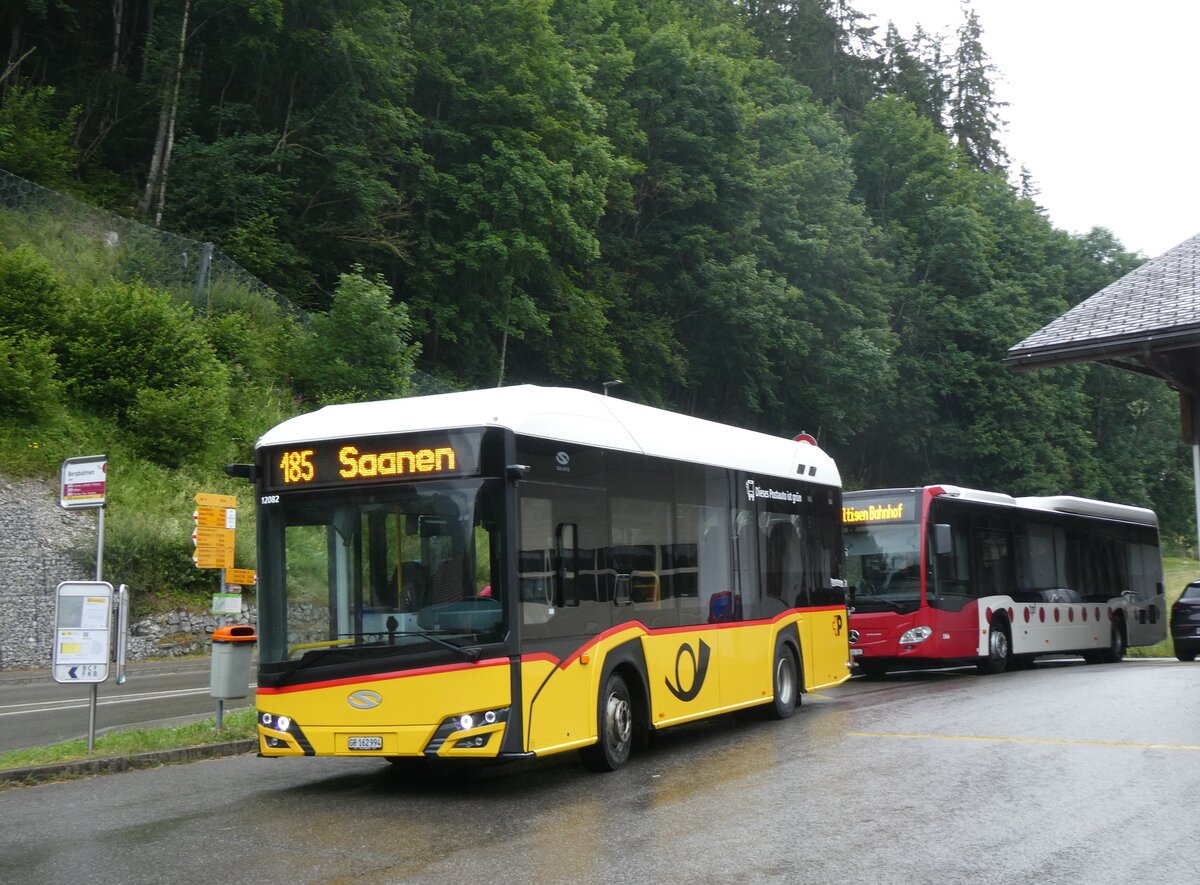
[259,478,504,666]
[844,523,922,614]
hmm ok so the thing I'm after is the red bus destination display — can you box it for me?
[263,431,481,492]
[842,493,917,524]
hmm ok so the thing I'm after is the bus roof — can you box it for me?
[1014,495,1158,528]
[844,485,1157,527]
[257,385,841,487]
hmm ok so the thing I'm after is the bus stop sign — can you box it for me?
[60,455,107,509]
[52,581,114,684]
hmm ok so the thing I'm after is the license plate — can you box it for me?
[348,736,383,751]
[850,648,863,656]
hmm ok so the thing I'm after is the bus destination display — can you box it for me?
[264,432,480,492]
[842,493,917,525]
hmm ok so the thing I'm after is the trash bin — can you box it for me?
[210,625,257,700]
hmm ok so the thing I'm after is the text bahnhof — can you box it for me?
[842,502,905,523]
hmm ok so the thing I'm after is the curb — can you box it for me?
[0,739,257,789]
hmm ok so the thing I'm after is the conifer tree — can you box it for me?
[878,22,949,131]
[949,6,1007,171]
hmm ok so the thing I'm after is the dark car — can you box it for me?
[1171,580,1200,661]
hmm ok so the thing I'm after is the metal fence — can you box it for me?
[0,167,454,395]
[0,167,298,314]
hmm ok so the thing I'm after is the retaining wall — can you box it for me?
[0,474,253,671]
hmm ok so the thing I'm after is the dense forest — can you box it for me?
[0,0,1193,565]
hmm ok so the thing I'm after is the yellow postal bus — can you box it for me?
[239,386,849,770]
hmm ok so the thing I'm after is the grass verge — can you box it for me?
[0,707,257,773]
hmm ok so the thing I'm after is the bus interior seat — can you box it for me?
[430,555,465,604]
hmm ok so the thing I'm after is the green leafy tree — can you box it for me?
[395,0,619,388]
[126,382,232,468]
[848,96,1096,495]
[0,83,81,190]
[740,0,879,122]
[166,133,306,284]
[748,67,894,441]
[288,265,420,403]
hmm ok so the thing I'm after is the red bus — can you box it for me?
[843,485,1164,676]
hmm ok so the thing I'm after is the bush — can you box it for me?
[55,279,231,421]
[127,381,231,468]
[0,333,62,419]
[0,243,68,336]
[203,310,279,382]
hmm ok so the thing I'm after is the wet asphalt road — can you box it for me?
[1,658,1196,885]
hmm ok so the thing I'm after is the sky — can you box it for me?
[855,1,1200,257]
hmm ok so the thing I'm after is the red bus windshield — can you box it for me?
[845,522,922,614]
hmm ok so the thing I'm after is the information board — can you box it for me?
[60,455,108,509]
[52,581,114,684]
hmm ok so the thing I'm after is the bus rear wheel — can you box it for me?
[977,621,1011,674]
[580,672,634,772]
[1099,618,1126,663]
[764,646,799,720]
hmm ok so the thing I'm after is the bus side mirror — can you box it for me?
[933,523,952,556]
[224,463,256,483]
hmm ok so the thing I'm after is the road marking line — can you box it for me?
[0,685,258,717]
[848,731,1200,751]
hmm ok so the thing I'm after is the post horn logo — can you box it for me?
[348,690,382,709]
[665,639,712,702]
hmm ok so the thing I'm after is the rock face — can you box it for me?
[0,474,254,671]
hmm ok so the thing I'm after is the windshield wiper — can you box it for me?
[275,647,341,681]
[851,591,908,613]
[274,627,482,681]
[390,630,482,661]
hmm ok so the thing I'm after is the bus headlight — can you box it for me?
[426,707,510,755]
[899,626,933,645]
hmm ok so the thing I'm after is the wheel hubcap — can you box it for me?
[605,693,631,751]
[776,658,795,706]
[991,629,1008,660]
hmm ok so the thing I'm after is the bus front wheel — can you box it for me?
[978,621,1011,674]
[764,645,799,720]
[580,672,634,772]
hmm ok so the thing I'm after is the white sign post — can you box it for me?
[52,581,114,752]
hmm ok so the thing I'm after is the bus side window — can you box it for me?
[931,517,971,610]
[973,527,1015,598]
